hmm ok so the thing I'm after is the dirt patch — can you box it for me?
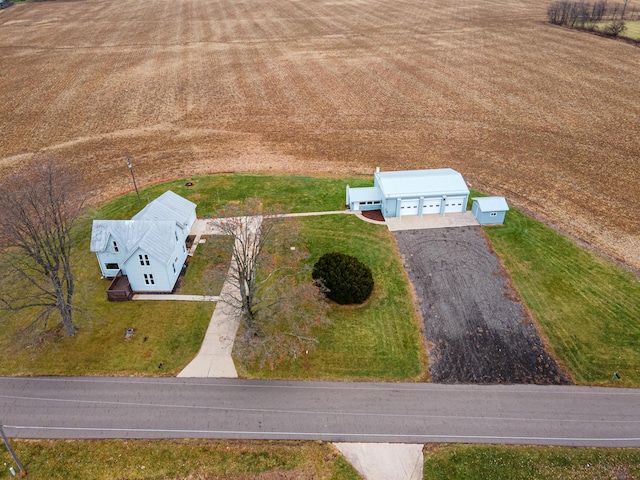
[395,226,570,384]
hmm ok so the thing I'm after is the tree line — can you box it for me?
[547,0,637,37]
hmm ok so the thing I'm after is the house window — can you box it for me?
[183,245,186,253]
[138,254,150,266]
[490,212,498,217]
[144,273,155,285]
[175,231,179,242]
[112,241,119,253]
[105,263,119,270]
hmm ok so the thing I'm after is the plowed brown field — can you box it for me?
[1,0,638,270]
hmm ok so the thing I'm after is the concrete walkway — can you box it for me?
[178,216,263,378]
[177,261,241,378]
[133,294,219,301]
[182,212,428,479]
[335,443,424,480]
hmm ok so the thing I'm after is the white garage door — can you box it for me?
[400,199,419,216]
[421,199,441,215]
[443,196,465,213]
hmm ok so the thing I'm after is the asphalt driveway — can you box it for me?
[394,226,570,384]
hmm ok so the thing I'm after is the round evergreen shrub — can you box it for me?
[312,252,374,305]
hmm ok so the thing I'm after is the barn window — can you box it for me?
[144,273,155,285]
[139,254,150,266]
[105,263,119,270]
[112,241,119,253]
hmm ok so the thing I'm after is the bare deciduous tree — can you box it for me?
[210,199,329,368]
[0,160,85,337]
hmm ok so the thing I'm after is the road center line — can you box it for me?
[1,394,637,424]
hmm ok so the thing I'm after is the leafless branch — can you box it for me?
[209,199,330,367]
[0,158,85,337]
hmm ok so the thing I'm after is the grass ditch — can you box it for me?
[423,444,640,479]
[0,439,361,480]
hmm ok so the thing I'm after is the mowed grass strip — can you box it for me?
[423,444,640,480]
[99,173,373,220]
[0,439,361,480]
[177,235,234,296]
[484,207,640,385]
[239,214,427,381]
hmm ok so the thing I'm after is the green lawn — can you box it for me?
[177,235,234,296]
[238,213,427,381]
[0,249,213,376]
[3,174,640,385]
[484,207,640,385]
[100,173,372,220]
[4,174,640,478]
[0,209,213,375]
[0,440,361,480]
[423,444,640,479]
[1,174,426,380]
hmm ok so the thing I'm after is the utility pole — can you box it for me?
[126,156,141,203]
[0,425,27,477]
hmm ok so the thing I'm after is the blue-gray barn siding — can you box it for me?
[472,203,506,225]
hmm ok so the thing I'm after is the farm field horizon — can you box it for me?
[0,0,638,272]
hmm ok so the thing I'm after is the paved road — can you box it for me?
[1,377,639,447]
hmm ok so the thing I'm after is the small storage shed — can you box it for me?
[90,191,196,294]
[471,196,509,225]
[347,168,470,219]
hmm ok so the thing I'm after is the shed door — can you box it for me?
[400,199,419,216]
[421,199,441,215]
[443,196,465,213]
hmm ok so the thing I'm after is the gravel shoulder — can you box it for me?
[395,226,570,384]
